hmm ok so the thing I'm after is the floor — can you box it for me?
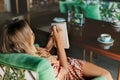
[0,6,119,80]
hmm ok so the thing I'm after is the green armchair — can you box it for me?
[0,53,55,80]
[59,1,101,20]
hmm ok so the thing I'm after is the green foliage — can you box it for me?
[0,65,26,80]
[99,2,120,22]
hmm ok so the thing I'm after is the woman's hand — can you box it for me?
[52,26,64,47]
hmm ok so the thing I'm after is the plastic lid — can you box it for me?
[53,17,66,22]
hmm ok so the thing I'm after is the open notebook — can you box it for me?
[51,22,70,49]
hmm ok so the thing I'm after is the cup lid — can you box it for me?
[53,17,66,22]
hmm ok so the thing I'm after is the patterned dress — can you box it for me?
[50,56,84,80]
[36,47,85,80]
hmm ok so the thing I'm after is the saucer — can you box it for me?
[97,37,114,44]
[113,27,120,32]
[111,24,120,27]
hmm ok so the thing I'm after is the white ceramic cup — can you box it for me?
[100,34,111,42]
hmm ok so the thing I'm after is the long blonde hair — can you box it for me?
[0,19,36,55]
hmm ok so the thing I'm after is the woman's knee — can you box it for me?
[101,69,113,80]
[101,69,111,76]
[82,61,113,80]
[82,61,110,76]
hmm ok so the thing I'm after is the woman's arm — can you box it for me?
[52,26,68,70]
[35,33,54,57]
[45,33,54,52]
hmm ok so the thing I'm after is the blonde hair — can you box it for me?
[0,20,36,55]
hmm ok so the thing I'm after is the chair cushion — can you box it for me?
[0,53,55,80]
[59,1,68,13]
[80,3,101,20]
[59,1,76,13]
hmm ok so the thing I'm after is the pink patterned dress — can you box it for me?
[48,56,84,80]
[36,47,84,80]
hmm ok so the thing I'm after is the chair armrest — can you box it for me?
[0,53,55,80]
[91,76,107,80]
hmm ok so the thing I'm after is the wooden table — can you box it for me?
[68,18,120,80]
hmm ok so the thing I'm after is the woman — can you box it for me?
[0,19,113,80]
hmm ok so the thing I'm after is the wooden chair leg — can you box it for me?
[90,51,93,63]
[83,49,86,60]
[28,71,36,80]
[118,65,120,80]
